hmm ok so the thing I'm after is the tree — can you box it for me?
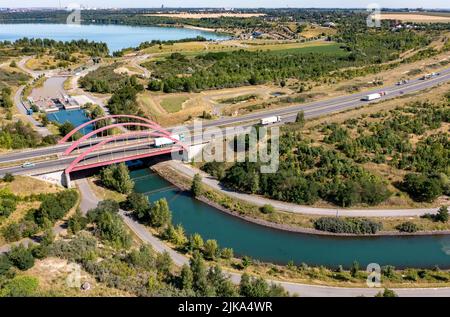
[189,251,212,296]
[164,224,187,247]
[295,110,305,127]
[93,209,131,249]
[207,265,237,297]
[180,263,193,290]
[436,206,449,223]
[203,239,219,260]
[7,244,35,271]
[221,248,234,259]
[40,115,49,127]
[188,233,204,252]
[239,273,272,297]
[350,260,360,277]
[155,251,173,278]
[402,173,442,202]
[149,198,172,228]
[99,163,135,194]
[58,121,77,137]
[2,223,21,242]
[126,192,150,219]
[191,173,203,198]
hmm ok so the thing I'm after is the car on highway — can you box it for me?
[21,162,36,168]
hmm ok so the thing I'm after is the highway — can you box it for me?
[1,66,449,177]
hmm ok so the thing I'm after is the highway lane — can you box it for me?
[1,66,449,171]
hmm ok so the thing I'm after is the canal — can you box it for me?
[131,168,450,269]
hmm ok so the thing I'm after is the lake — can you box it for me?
[0,23,229,52]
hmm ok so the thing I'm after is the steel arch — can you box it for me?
[63,122,172,156]
[58,114,165,144]
[65,131,186,174]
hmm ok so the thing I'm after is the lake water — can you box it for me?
[132,168,450,269]
[0,23,229,52]
[47,109,93,135]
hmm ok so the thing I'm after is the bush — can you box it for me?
[402,173,442,202]
[191,173,203,198]
[376,288,398,297]
[2,173,15,182]
[313,217,382,234]
[260,204,274,214]
[0,254,12,275]
[34,190,78,225]
[221,248,234,260]
[436,206,449,223]
[396,222,419,233]
[0,275,39,297]
[7,244,35,271]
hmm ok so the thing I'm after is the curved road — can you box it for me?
[165,160,439,217]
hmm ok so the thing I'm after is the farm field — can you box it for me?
[380,13,450,23]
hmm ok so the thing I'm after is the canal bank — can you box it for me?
[152,162,450,238]
[129,166,450,269]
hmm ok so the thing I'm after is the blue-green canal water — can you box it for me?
[131,169,450,269]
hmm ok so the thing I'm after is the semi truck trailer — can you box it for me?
[260,116,282,125]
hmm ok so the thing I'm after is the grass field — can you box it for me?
[381,13,450,23]
[160,95,189,113]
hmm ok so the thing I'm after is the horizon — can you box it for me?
[0,1,449,10]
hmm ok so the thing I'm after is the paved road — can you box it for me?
[13,77,51,137]
[73,178,450,297]
[166,160,439,217]
[3,65,450,164]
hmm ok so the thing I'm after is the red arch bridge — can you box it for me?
[59,115,188,187]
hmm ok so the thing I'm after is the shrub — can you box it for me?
[436,206,449,223]
[0,275,39,297]
[2,173,15,182]
[396,222,419,233]
[260,204,275,214]
[402,173,442,202]
[7,244,35,271]
[313,217,382,234]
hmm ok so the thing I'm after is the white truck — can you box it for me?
[154,134,180,147]
[362,92,385,101]
[260,116,282,125]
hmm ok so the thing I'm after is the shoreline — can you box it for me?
[151,163,450,238]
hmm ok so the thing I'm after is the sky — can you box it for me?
[0,1,449,9]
